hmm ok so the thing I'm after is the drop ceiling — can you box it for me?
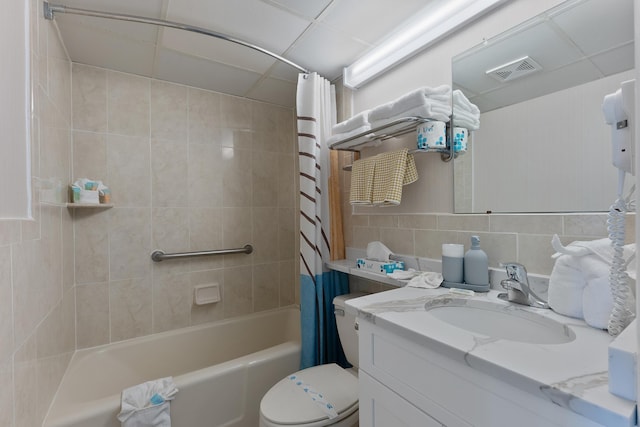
[50,0,433,107]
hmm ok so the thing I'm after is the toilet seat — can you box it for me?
[260,363,359,426]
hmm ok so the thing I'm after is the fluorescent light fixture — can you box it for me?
[343,0,510,89]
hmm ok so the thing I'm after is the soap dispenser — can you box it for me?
[464,236,489,287]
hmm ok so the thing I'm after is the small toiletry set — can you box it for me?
[70,178,111,204]
[441,236,489,292]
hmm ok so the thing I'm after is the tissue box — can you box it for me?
[356,258,405,274]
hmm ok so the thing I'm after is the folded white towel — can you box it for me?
[369,85,452,123]
[326,124,372,148]
[453,90,480,115]
[332,110,370,134]
[548,254,586,319]
[118,377,178,427]
[452,110,480,130]
[370,103,451,129]
[583,276,614,330]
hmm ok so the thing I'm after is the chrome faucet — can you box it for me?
[499,262,549,309]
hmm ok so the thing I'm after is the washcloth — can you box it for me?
[349,156,377,205]
[117,377,178,427]
[332,110,370,134]
[369,85,452,124]
[407,272,443,288]
[387,268,420,280]
[371,149,418,206]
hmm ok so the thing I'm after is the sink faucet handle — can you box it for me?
[499,262,528,282]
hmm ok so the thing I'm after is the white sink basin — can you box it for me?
[425,298,576,344]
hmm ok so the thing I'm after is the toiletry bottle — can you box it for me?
[464,236,489,286]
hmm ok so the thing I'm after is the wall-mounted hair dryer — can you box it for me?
[602,79,636,336]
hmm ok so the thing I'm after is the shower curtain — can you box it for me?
[296,72,349,370]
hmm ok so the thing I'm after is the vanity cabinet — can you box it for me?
[358,318,606,427]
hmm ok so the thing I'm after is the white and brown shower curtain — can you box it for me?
[296,72,349,369]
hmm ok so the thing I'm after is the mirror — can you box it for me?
[452,0,634,213]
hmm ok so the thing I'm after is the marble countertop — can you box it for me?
[345,287,637,427]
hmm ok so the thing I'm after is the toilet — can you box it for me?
[259,293,365,427]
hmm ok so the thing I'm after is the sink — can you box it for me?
[425,298,576,344]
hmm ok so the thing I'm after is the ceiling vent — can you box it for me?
[486,56,542,82]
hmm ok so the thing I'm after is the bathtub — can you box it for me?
[44,307,301,427]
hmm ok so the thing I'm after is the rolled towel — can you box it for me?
[583,276,614,330]
[369,85,452,122]
[332,110,370,135]
[548,254,587,319]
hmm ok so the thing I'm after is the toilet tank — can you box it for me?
[333,293,368,368]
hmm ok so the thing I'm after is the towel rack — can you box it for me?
[151,245,253,262]
[329,116,454,165]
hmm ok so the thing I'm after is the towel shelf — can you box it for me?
[329,116,454,164]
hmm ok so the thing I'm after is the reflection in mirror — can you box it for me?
[452,0,634,213]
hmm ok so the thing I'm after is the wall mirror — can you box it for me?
[452,0,634,213]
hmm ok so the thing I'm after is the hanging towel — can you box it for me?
[371,148,418,206]
[349,156,377,205]
[117,377,178,427]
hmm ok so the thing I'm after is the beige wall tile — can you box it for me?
[188,208,224,271]
[369,215,398,228]
[220,94,252,129]
[398,214,437,230]
[222,207,253,267]
[252,150,278,207]
[107,71,149,137]
[352,227,381,249]
[188,143,223,207]
[223,266,253,318]
[253,263,279,312]
[76,283,110,349]
[0,358,13,427]
[72,130,107,189]
[14,335,38,427]
[279,260,296,307]
[278,208,295,261]
[277,153,295,208]
[0,246,13,363]
[563,214,608,237]
[457,232,518,269]
[222,147,252,207]
[379,227,414,256]
[152,208,190,254]
[108,208,151,281]
[517,234,557,275]
[188,88,221,144]
[490,214,563,234]
[153,271,191,333]
[151,140,189,207]
[110,277,152,342]
[107,134,151,207]
[74,209,109,284]
[72,64,107,132]
[253,207,279,263]
[438,214,489,232]
[414,229,459,259]
[150,80,187,142]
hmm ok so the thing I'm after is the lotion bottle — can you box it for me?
[464,236,489,286]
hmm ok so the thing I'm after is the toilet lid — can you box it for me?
[261,364,358,425]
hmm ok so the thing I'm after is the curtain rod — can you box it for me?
[43,1,310,74]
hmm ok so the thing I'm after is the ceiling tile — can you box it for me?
[154,48,262,96]
[160,28,277,73]
[57,22,156,76]
[246,77,297,107]
[260,0,333,20]
[54,14,159,44]
[268,61,303,82]
[320,0,431,45]
[287,23,368,80]
[165,0,312,54]
[551,0,633,55]
[589,44,635,77]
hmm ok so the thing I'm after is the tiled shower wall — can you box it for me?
[71,64,299,349]
[1,2,75,426]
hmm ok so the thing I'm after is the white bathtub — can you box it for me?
[44,307,301,427]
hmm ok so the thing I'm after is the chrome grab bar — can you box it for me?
[151,245,253,262]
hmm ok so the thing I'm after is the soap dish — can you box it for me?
[441,281,489,292]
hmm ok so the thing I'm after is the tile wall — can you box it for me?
[337,150,636,278]
[71,64,299,349]
[1,1,75,426]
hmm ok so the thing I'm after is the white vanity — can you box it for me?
[345,287,637,427]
